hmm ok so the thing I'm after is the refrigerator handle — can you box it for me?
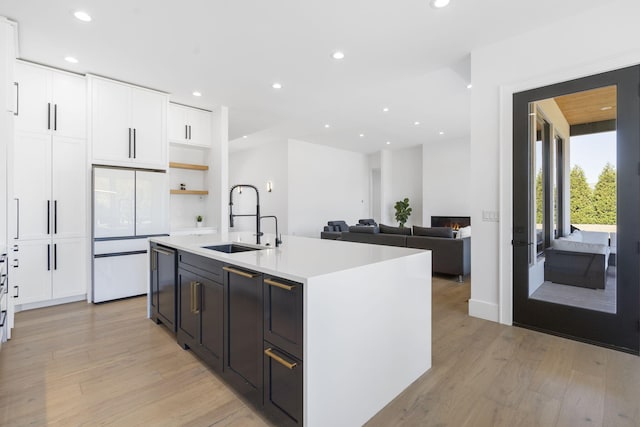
[54,104,58,131]
[54,200,58,234]
[185,124,188,140]
[54,244,57,270]
[47,102,51,130]
[133,128,136,158]
[47,200,51,235]
[14,198,19,240]
[47,244,51,271]
[128,128,132,158]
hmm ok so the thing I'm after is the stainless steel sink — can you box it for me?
[202,244,263,254]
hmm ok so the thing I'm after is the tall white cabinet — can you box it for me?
[89,75,168,170]
[10,61,87,308]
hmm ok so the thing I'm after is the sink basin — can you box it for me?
[202,244,263,254]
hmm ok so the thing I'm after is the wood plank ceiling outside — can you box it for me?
[554,85,617,126]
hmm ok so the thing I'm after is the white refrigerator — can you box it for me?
[93,167,168,302]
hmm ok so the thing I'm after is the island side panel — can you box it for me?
[304,251,432,427]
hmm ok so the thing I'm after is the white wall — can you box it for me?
[288,139,369,237]
[470,0,640,323]
[390,145,423,227]
[422,137,471,225]
[228,139,288,240]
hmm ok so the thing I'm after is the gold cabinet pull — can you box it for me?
[190,281,195,313]
[264,278,295,291]
[264,348,297,370]
[223,266,258,279]
[193,282,200,314]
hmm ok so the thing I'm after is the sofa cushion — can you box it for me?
[581,231,609,245]
[348,225,379,234]
[358,218,378,226]
[413,226,453,238]
[379,224,412,235]
[552,239,609,255]
[327,220,349,232]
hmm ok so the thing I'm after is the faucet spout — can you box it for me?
[260,215,282,247]
[229,184,261,244]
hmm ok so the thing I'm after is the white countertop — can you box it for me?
[149,232,427,283]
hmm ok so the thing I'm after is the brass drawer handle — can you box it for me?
[223,266,259,279]
[264,278,296,291]
[264,348,297,370]
[193,282,200,314]
[190,281,195,313]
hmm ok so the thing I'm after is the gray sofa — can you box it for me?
[324,224,471,281]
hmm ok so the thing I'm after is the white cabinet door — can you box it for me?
[13,132,52,241]
[52,136,86,238]
[11,240,51,304]
[188,108,212,147]
[93,168,135,238]
[168,103,188,144]
[51,72,86,139]
[52,238,87,299]
[91,78,132,164]
[136,171,169,236]
[15,62,50,134]
[131,88,167,168]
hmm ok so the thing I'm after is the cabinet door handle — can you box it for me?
[194,281,200,314]
[12,259,18,268]
[54,200,58,234]
[151,250,157,271]
[188,125,191,140]
[128,128,132,158]
[54,244,57,270]
[264,278,296,291]
[54,104,58,131]
[14,198,19,240]
[264,348,297,370]
[47,244,51,271]
[47,200,51,235]
[133,128,136,158]
[185,124,188,140]
[14,286,19,298]
[47,102,51,130]
[223,266,259,279]
[13,82,19,116]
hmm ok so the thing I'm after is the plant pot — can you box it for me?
[196,222,203,228]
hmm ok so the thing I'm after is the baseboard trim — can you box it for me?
[16,294,87,312]
[468,298,500,322]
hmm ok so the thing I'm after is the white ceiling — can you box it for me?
[1,0,606,153]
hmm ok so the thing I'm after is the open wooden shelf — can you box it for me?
[169,162,209,171]
[170,189,209,195]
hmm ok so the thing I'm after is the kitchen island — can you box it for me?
[149,232,431,427]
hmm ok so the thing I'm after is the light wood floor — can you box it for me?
[1,276,639,427]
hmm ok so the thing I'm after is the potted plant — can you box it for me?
[196,215,203,228]
[394,198,412,228]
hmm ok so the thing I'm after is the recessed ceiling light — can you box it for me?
[430,0,450,8]
[324,124,331,128]
[332,51,345,60]
[414,121,420,126]
[600,106,613,111]
[242,135,248,139]
[466,83,473,89]
[73,11,92,22]
[383,107,389,112]
[439,131,445,135]
[64,56,78,64]
[386,141,391,145]
[359,133,365,137]
[272,82,282,89]
[192,91,202,97]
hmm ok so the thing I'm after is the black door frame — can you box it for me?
[513,65,640,354]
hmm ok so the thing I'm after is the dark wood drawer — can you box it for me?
[178,251,223,281]
[263,275,303,359]
[263,343,303,426]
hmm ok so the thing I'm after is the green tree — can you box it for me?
[570,165,595,224]
[535,169,543,224]
[593,162,616,224]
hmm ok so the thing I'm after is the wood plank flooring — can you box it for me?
[1,275,639,426]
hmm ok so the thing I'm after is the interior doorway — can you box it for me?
[512,66,640,353]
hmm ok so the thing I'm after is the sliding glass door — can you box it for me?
[513,66,640,353]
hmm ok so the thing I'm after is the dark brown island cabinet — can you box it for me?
[150,243,177,332]
[152,247,303,426]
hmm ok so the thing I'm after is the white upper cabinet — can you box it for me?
[168,103,211,147]
[15,61,86,139]
[89,75,168,169]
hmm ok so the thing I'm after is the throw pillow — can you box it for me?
[358,218,378,226]
[458,226,471,238]
[379,223,412,235]
[413,226,454,238]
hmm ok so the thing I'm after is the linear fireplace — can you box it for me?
[431,216,471,230]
